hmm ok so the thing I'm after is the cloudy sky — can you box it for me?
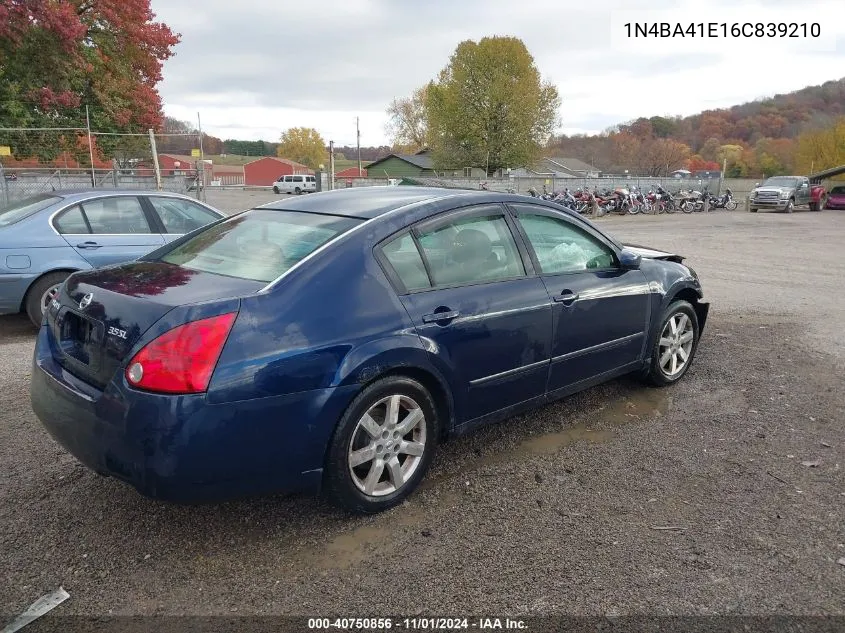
[151,0,845,146]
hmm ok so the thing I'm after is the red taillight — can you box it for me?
[125,312,237,394]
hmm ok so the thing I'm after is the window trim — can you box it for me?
[375,203,531,295]
[506,203,621,277]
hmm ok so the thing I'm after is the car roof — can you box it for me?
[46,189,200,201]
[255,186,544,220]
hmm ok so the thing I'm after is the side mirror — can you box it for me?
[619,249,642,270]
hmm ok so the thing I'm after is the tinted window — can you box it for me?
[307,176,315,182]
[416,209,524,287]
[830,186,845,194]
[293,176,303,182]
[0,194,61,227]
[514,209,616,273]
[81,197,151,234]
[159,209,362,283]
[382,232,431,292]
[147,197,219,234]
[54,206,89,234]
[284,176,293,182]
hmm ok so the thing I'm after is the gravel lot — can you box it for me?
[1,208,844,620]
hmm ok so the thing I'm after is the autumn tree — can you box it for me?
[794,117,845,175]
[424,37,560,174]
[0,0,179,162]
[277,127,326,169]
[386,85,431,153]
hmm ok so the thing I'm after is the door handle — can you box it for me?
[76,241,102,249]
[553,290,579,305]
[422,309,460,324]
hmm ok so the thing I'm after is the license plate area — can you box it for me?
[58,309,103,368]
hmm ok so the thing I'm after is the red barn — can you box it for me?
[157,154,199,177]
[243,156,313,186]
[335,166,367,178]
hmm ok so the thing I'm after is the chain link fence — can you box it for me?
[0,126,210,206]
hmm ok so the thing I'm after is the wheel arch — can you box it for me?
[20,267,81,312]
[335,344,456,441]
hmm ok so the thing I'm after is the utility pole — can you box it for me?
[85,105,96,187]
[329,140,335,190]
[356,117,362,177]
[197,112,206,201]
[149,129,162,191]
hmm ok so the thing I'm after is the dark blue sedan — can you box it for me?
[30,187,709,513]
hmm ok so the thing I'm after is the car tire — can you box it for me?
[643,300,700,387]
[323,375,440,514]
[749,207,757,212]
[785,199,794,213]
[295,187,302,195]
[273,186,280,194]
[25,271,70,327]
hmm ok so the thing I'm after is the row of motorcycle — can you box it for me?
[523,185,738,215]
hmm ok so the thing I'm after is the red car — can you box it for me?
[825,185,845,210]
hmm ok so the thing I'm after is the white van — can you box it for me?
[273,174,316,194]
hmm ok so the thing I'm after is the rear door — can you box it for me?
[143,195,222,243]
[508,203,651,395]
[381,204,553,423]
[53,196,164,268]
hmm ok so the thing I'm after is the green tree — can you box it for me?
[425,36,560,174]
[277,127,326,169]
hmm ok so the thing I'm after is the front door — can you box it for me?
[55,196,164,267]
[380,204,553,424]
[508,204,651,395]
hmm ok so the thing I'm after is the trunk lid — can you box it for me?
[46,261,263,389]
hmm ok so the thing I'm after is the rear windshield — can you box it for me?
[158,209,362,282]
[0,194,61,227]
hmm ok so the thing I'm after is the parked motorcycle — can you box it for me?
[708,188,737,210]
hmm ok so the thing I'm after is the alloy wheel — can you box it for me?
[658,313,695,377]
[348,394,427,497]
[39,284,61,315]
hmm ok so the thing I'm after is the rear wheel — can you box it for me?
[25,271,70,327]
[644,300,700,387]
[323,376,440,514]
[295,187,302,195]
[726,201,738,210]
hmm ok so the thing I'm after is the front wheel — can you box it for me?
[295,187,302,195]
[644,300,700,387]
[726,201,737,210]
[273,186,280,194]
[323,376,440,514]
[785,199,794,213]
[682,201,693,213]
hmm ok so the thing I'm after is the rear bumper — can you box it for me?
[825,200,845,209]
[0,272,36,315]
[30,325,357,503]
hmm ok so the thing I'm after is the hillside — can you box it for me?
[549,77,845,177]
